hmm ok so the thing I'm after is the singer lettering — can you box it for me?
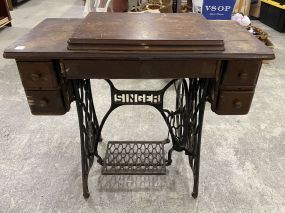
[114,93,162,105]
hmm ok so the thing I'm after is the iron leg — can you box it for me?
[192,158,200,199]
[166,148,174,166]
[73,79,102,199]
[82,163,90,199]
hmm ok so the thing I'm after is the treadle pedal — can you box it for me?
[102,141,166,175]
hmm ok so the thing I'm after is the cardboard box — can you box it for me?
[234,0,251,15]
[6,0,13,10]
[250,0,261,17]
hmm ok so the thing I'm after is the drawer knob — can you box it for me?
[31,73,42,81]
[238,72,248,80]
[39,99,48,107]
[233,100,242,109]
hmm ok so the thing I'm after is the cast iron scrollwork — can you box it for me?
[168,78,209,198]
[159,78,209,198]
[72,79,103,199]
[72,78,209,199]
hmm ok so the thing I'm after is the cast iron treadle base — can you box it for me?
[102,141,166,175]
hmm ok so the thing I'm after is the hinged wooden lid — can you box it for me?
[68,13,225,51]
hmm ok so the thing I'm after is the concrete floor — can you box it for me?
[0,0,285,212]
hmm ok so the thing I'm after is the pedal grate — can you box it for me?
[102,141,166,175]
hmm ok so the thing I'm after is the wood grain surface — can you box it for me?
[68,13,224,51]
[3,18,274,60]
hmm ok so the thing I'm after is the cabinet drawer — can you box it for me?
[222,60,262,86]
[17,62,59,90]
[214,90,254,115]
[25,90,67,115]
[63,59,217,79]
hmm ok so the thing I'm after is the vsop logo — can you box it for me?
[202,0,236,20]
[204,5,232,12]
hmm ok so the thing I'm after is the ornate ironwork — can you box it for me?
[102,141,166,175]
[72,78,209,199]
[72,80,103,199]
[170,78,209,198]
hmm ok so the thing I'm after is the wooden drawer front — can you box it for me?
[214,90,254,115]
[17,62,58,90]
[63,59,217,79]
[25,90,67,115]
[222,60,262,86]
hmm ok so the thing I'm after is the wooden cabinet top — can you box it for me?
[3,15,274,60]
[68,13,224,51]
